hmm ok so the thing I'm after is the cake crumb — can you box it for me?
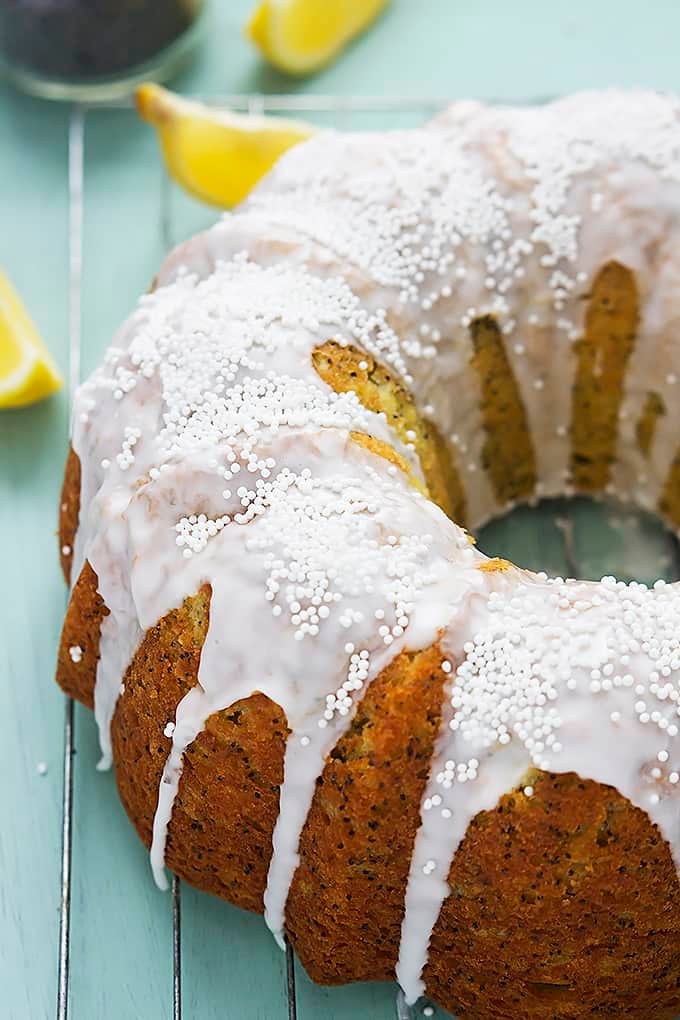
[479,557,512,573]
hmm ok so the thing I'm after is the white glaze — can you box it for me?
[67,91,680,1007]
[397,569,680,1003]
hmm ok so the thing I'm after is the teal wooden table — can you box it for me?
[3,3,680,1018]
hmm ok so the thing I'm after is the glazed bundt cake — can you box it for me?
[57,90,680,1019]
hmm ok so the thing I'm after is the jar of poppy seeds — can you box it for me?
[0,0,206,100]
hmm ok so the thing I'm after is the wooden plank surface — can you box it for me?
[0,92,70,1020]
[66,109,172,1020]
[3,2,680,1018]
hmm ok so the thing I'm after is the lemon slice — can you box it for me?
[136,83,317,209]
[247,0,389,75]
[0,271,62,409]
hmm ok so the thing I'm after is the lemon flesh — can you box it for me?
[0,271,62,409]
[247,0,389,75]
[136,83,316,209]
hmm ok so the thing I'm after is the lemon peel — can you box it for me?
[246,0,389,75]
[0,271,62,409]
[136,83,316,208]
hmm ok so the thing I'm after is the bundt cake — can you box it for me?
[57,90,680,1019]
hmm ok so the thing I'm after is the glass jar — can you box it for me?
[0,0,206,101]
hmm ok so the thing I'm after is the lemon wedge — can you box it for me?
[0,271,62,409]
[247,0,389,75]
[136,83,317,209]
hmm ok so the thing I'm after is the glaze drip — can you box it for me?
[67,90,680,1008]
[398,570,680,1003]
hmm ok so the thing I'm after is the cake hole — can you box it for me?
[476,496,680,585]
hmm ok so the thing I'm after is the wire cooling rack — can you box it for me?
[57,97,680,1020]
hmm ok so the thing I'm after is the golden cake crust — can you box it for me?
[59,445,81,585]
[426,771,680,1019]
[312,340,467,523]
[56,536,680,1019]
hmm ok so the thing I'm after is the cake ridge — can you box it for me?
[59,89,680,1018]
